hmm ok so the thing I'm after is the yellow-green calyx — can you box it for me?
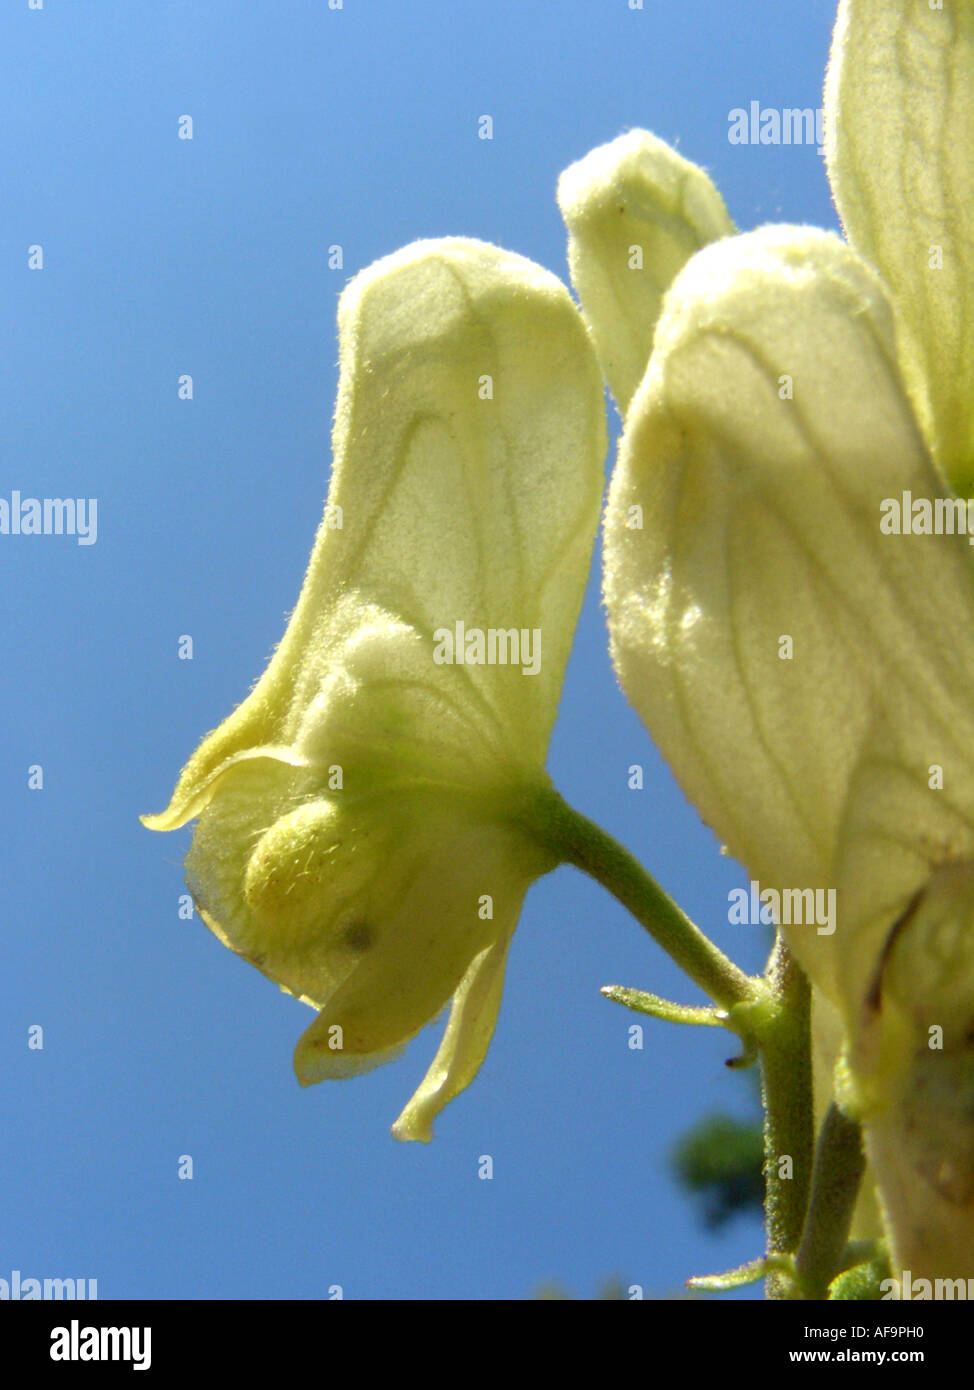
[143,237,606,1141]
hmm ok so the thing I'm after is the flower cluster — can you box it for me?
[145,0,974,1279]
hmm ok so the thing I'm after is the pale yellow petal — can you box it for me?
[850,862,974,1280]
[558,129,734,417]
[144,238,607,831]
[825,0,974,492]
[142,238,605,1131]
[390,934,514,1143]
[604,226,974,1005]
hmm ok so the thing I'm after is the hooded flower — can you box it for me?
[575,0,974,1276]
[143,237,606,1141]
[557,128,735,419]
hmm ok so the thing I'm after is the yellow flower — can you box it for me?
[143,238,606,1141]
[578,1,974,1276]
[557,129,735,419]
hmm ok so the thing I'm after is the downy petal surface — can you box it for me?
[144,237,606,1138]
[603,226,974,1013]
[558,129,735,418]
[826,0,974,493]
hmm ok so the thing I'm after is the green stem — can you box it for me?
[794,1103,865,1300]
[760,934,813,1299]
[518,785,829,1300]
[518,784,757,1012]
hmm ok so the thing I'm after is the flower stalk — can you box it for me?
[759,937,813,1299]
[515,784,759,1014]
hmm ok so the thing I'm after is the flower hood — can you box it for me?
[144,237,606,1140]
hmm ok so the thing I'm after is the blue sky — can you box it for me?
[2,0,840,1299]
